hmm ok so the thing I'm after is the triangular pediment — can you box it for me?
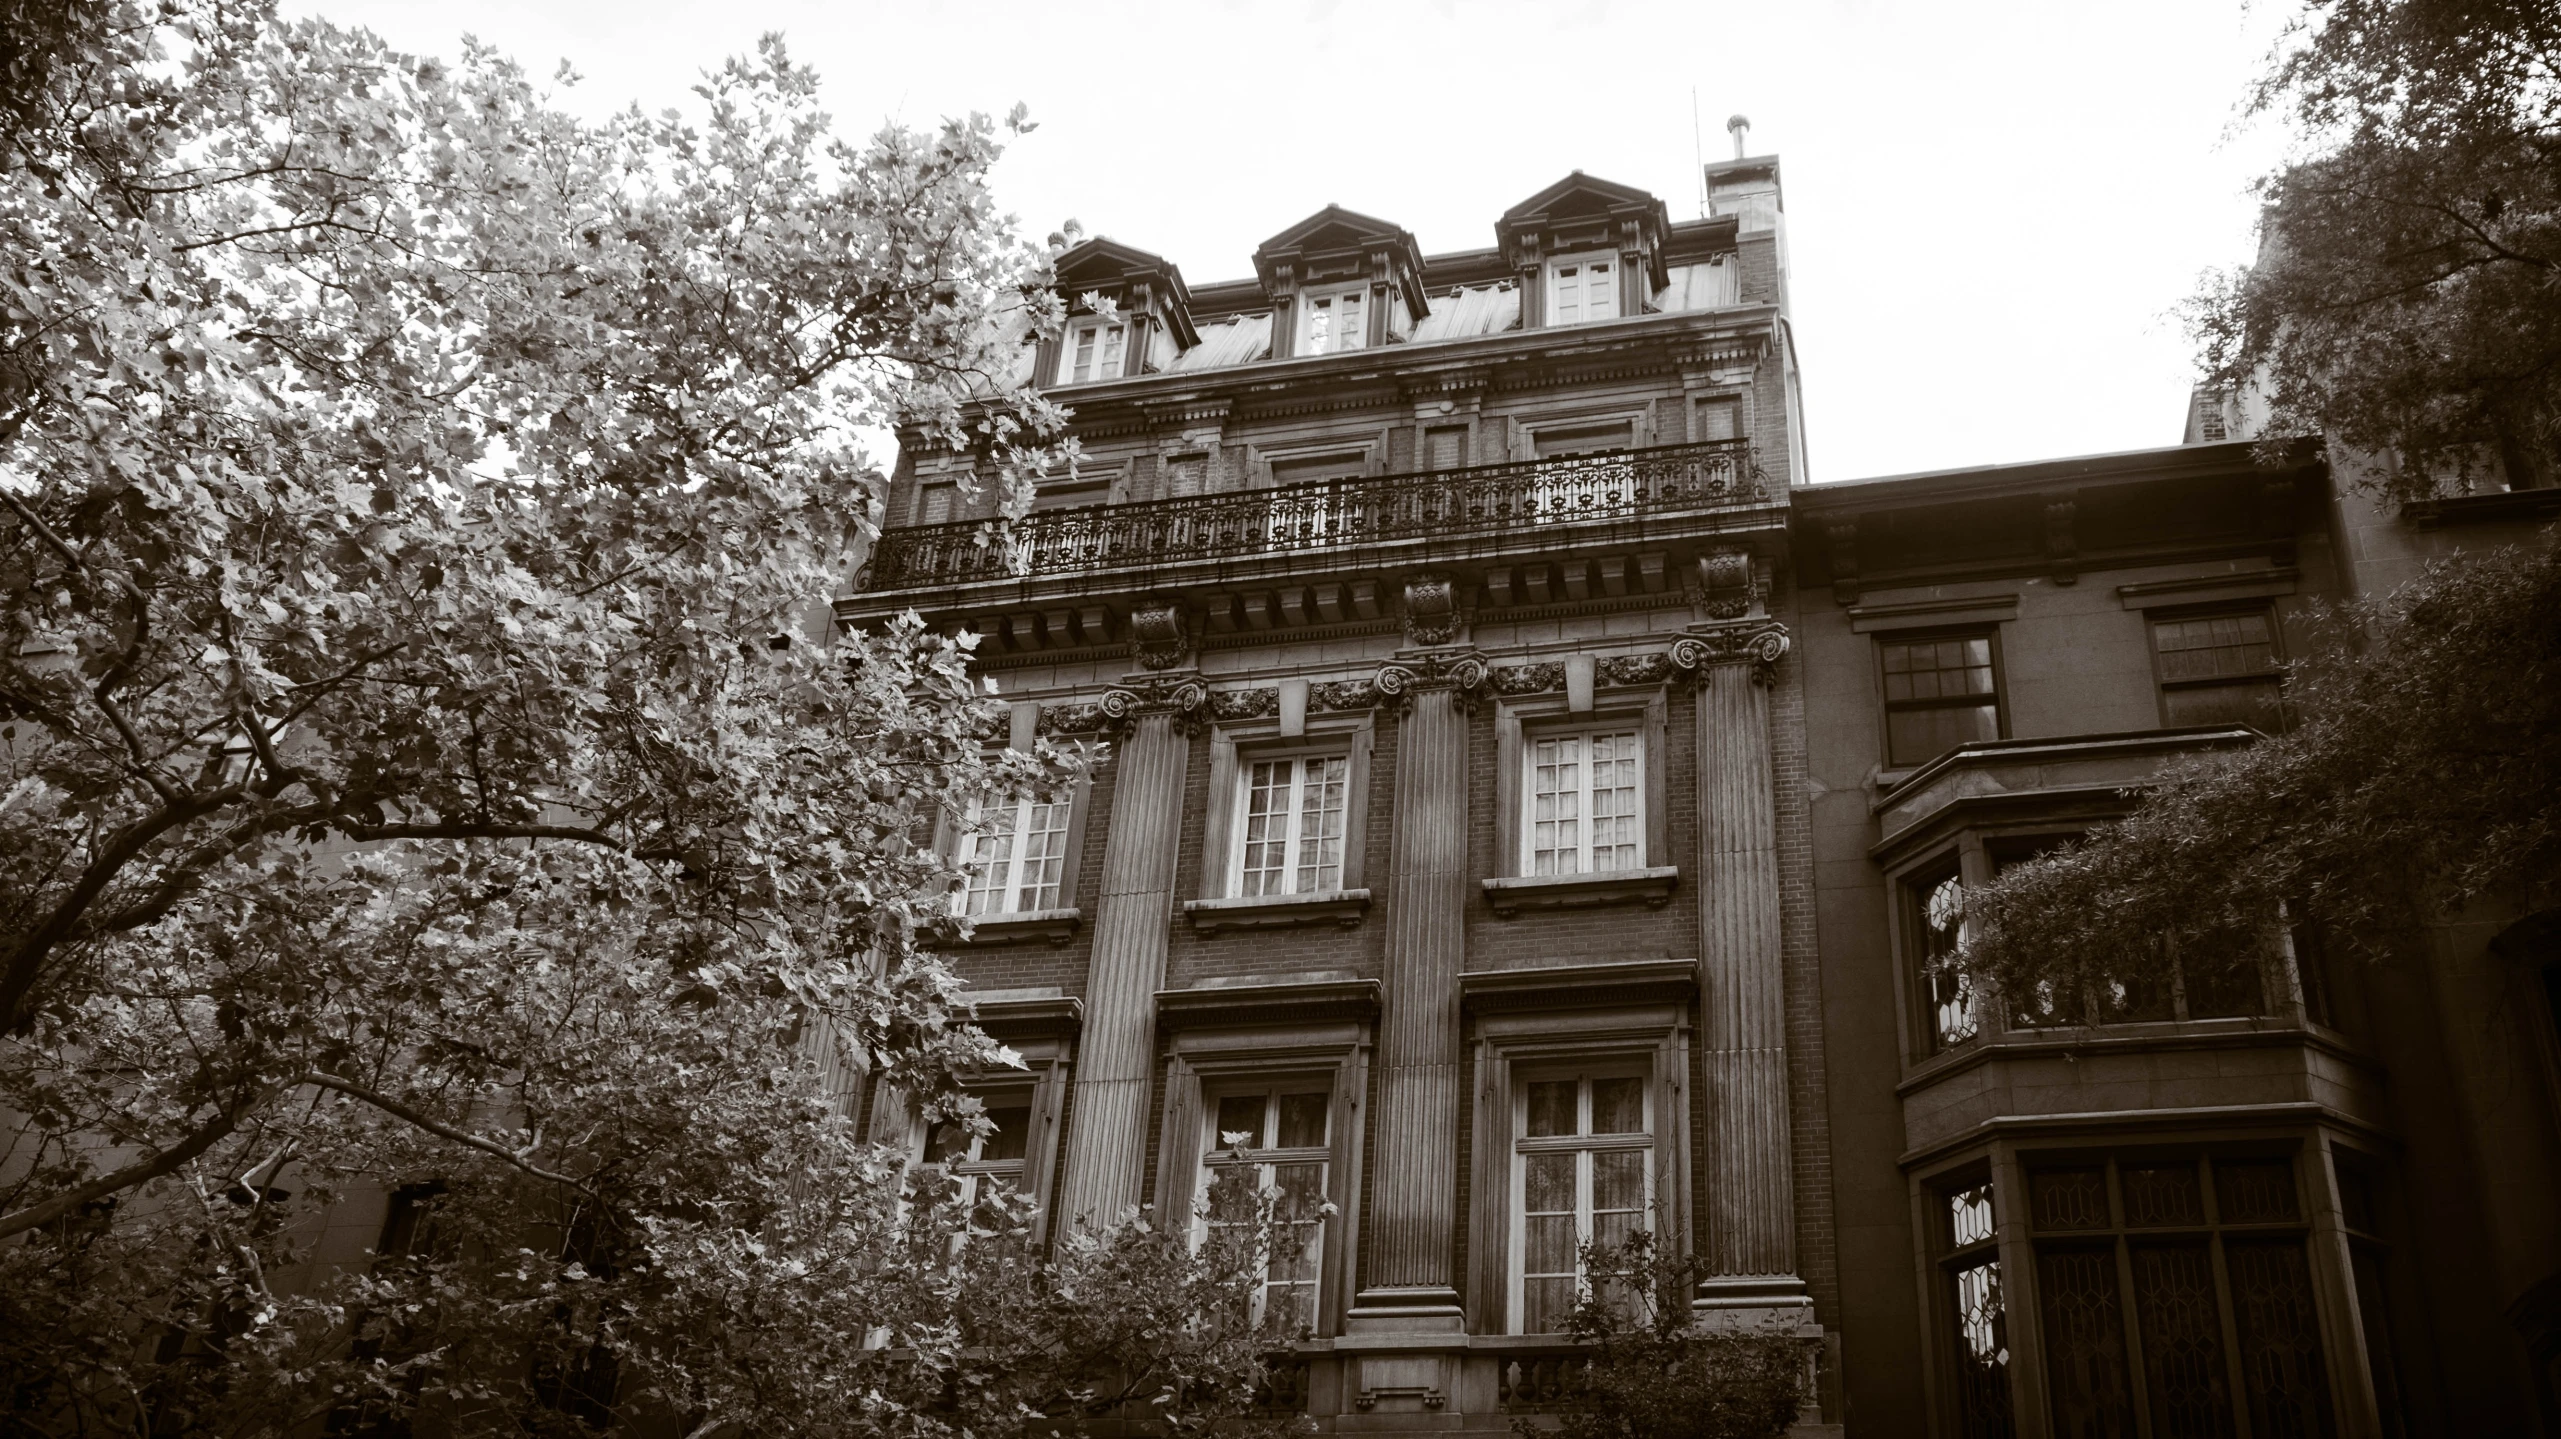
[1052,238,1197,348]
[1252,205,1428,316]
[1498,171,1672,285]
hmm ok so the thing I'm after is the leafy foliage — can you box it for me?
[2193,0,2561,498]
[1517,1233,1806,1439]
[0,3,1295,1436]
[1957,540,2561,1006]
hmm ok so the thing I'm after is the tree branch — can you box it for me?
[0,1085,275,1241]
[296,1072,590,1190]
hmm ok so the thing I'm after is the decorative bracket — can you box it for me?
[1399,572,1468,647]
[1128,595,1192,669]
[2043,499,2079,586]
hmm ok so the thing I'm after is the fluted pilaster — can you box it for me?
[1693,636,1805,1300]
[1056,708,1189,1229]
[1359,680,1470,1315]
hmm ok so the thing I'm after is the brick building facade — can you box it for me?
[839,156,2561,1437]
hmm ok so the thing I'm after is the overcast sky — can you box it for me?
[290,0,2298,483]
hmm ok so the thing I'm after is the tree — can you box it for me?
[0,3,1282,1435]
[1954,540,2561,1014]
[1512,1233,1806,1439]
[2192,0,2561,499]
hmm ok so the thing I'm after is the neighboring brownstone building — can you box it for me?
[839,155,2561,1437]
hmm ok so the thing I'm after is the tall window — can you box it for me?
[926,1096,1031,1224]
[1202,1088,1330,1336]
[2152,607,2284,730]
[1524,729,1643,875]
[1058,320,1126,384]
[1879,631,2002,768]
[1233,755,1350,897]
[2027,1155,2334,1438]
[1942,1181,2014,1438]
[1513,1071,1651,1333]
[1913,864,1978,1051]
[1546,254,1620,325]
[960,797,1072,916]
[1301,287,1367,355]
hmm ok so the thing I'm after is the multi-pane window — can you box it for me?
[1942,1182,2014,1439]
[2153,608,2284,730]
[1202,1088,1330,1336]
[1546,254,1620,325]
[960,796,1073,916]
[1058,320,1126,384]
[1880,632,2002,768]
[1233,756,1350,897]
[1525,730,1643,875]
[1513,1072,1651,1333]
[926,1097,1031,1225]
[2027,1155,2335,1438]
[1302,288,1367,355]
[1914,865,1978,1051]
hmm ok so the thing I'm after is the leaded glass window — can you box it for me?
[1943,1181,2014,1437]
[1913,864,1978,1052]
[2022,1154,2336,1439]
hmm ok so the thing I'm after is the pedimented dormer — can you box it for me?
[1044,238,1199,387]
[1254,206,1429,360]
[1499,172,1672,330]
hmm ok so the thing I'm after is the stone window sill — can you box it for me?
[1183,888,1372,934]
[1481,866,1678,918]
[951,908,1084,947]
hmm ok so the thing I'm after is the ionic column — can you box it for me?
[1054,676,1198,1230]
[1679,619,1809,1309]
[1352,648,1482,1329]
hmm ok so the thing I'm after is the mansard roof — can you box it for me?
[1252,205,1431,317]
[1498,171,1674,287]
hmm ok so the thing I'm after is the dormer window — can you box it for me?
[1301,287,1368,355]
[1059,319,1126,384]
[1545,254,1620,325]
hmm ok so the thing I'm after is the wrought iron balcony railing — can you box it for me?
[858,438,1767,591]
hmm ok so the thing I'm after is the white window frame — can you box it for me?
[1058,318,1127,384]
[1227,753,1352,898]
[1300,285,1370,355]
[1508,1064,1655,1334]
[1196,1082,1334,1335]
[1519,726,1646,876]
[958,795,1074,916]
[1544,252,1621,326]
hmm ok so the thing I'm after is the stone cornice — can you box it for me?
[1458,957,1700,1013]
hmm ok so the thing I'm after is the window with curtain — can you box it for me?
[2152,607,2285,731]
[1231,754,1350,897]
[1058,319,1126,384]
[1545,254,1620,325]
[1879,631,2002,768]
[1201,1087,1330,1336]
[1522,728,1643,876]
[959,796,1073,915]
[1512,1070,1651,1334]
